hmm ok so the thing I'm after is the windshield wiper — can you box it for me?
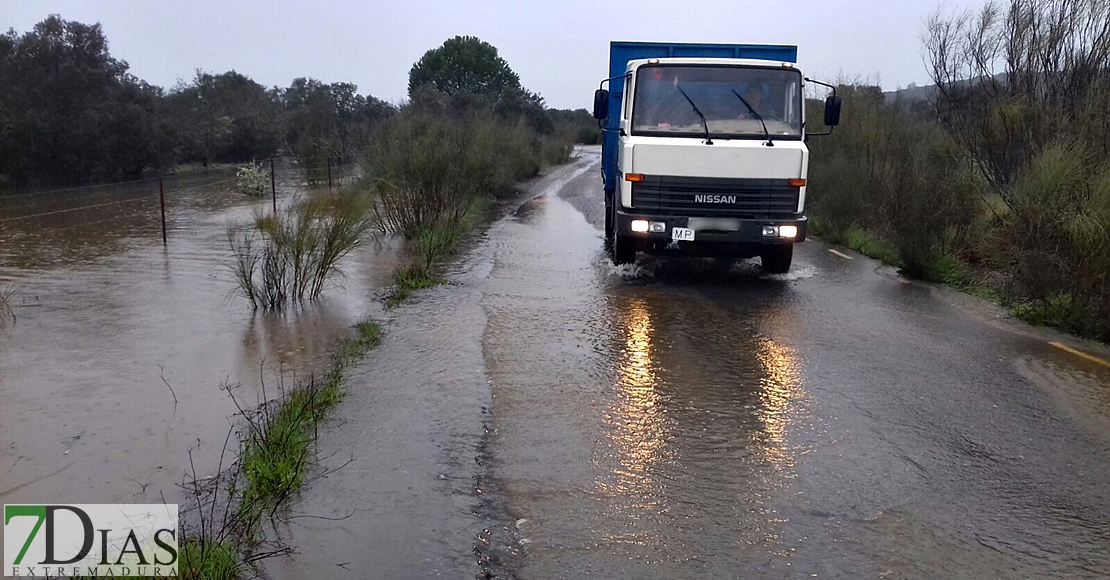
[731,89,774,147]
[674,84,713,145]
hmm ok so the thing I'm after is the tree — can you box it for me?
[0,16,394,186]
[164,70,280,165]
[277,78,395,181]
[0,15,163,183]
[408,36,522,104]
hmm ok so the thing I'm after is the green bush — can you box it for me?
[808,86,978,282]
[363,112,561,238]
[991,144,1110,338]
[230,193,371,310]
[236,161,269,196]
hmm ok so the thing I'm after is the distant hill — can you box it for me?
[883,83,936,105]
[884,73,1008,105]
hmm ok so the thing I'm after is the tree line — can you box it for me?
[0,17,598,188]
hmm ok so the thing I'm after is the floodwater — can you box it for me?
[271,147,1110,579]
[0,165,400,522]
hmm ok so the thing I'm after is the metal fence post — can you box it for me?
[327,158,333,191]
[159,176,167,245]
[270,157,277,214]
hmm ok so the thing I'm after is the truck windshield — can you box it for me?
[631,65,802,139]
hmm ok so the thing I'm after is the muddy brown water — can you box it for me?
[0,167,400,525]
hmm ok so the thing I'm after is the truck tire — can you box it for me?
[612,233,636,265]
[608,197,636,265]
[760,244,793,274]
[604,192,614,248]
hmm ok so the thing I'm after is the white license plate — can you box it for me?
[671,227,695,242]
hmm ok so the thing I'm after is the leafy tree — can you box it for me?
[408,36,522,104]
[165,70,280,166]
[0,15,163,183]
[277,78,395,181]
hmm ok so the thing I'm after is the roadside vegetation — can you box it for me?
[808,0,1110,341]
[367,36,577,306]
[224,36,579,311]
[175,319,382,579]
[0,282,16,324]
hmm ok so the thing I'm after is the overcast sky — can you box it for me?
[4,0,989,109]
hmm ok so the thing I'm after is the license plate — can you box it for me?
[671,227,695,242]
[687,217,741,232]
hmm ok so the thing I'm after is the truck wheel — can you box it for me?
[607,194,635,265]
[760,244,793,274]
[612,234,636,265]
[604,193,614,248]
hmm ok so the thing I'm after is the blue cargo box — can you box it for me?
[601,41,799,192]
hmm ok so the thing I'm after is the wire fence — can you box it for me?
[0,158,363,242]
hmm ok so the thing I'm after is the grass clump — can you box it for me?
[239,381,332,514]
[347,319,383,356]
[0,282,17,324]
[179,538,239,580]
[840,227,900,266]
[386,264,442,308]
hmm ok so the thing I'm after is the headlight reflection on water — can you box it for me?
[755,336,803,471]
[598,297,806,531]
[599,298,672,510]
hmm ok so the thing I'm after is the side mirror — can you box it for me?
[593,89,610,120]
[824,95,842,127]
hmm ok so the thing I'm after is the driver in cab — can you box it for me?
[737,84,775,120]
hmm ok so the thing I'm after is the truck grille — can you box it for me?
[631,176,800,219]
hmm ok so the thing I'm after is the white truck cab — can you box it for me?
[594,44,841,272]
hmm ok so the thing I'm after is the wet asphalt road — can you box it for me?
[273,148,1110,579]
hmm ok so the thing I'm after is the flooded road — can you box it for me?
[0,166,396,519]
[273,148,1110,579]
[485,150,1110,578]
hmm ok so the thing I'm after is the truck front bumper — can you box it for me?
[614,210,807,257]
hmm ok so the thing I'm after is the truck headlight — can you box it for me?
[779,225,798,238]
[631,220,649,233]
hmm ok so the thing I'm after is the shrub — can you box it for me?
[990,143,1110,338]
[363,113,550,238]
[230,193,371,310]
[808,85,978,281]
[236,161,269,196]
